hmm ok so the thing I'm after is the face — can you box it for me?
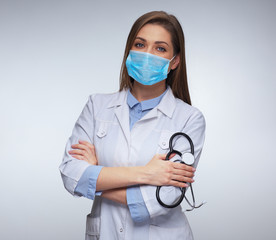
[131,23,179,70]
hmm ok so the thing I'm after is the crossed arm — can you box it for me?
[69,140,195,205]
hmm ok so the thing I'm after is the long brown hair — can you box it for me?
[119,11,191,105]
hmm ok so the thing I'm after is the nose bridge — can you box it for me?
[144,40,154,54]
[146,45,154,54]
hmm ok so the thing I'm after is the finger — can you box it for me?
[76,142,95,155]
[172,162,196,172]
[82,150,90,160]
[168,153,176,159]
[157,154,167,160]
[71,154,84,160]
[173,169,194,178]
[172,174,194,183]
[71,144,90,152]
[72,144,93,156]
[89,144,96,154]
[169,180,188,188]
[69,149,86,156]
[79,140,94,151]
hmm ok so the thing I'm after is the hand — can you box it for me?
[68,140,98,165]
[144,154,195,188]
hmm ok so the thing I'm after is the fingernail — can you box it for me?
[192,168,196,172]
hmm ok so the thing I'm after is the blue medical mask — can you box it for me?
[126,50,175,86]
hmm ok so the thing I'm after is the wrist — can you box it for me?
[134,166,150,185]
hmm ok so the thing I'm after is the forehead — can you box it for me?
[136,24,172,44]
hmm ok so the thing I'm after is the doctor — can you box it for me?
[60,11,205,240]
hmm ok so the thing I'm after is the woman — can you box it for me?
[60,11,205,240]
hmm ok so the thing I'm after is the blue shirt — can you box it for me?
[126,89,167,222]
[75,88,167,222]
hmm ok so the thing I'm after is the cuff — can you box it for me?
[74,165,103,200]
[127,186,150,223]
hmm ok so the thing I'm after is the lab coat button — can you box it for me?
[120,228,123,232]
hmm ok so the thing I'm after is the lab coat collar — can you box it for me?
[106,90,128,109]
[136,87,176,121]
[156,87,176,118]
[106,87,176,118]
[106,87,175,143]
[127,88,167,111]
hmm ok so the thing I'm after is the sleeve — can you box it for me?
[59,95,103,200]
[140,109,206,218]
[74,165,103,199]
[126,186,150,223]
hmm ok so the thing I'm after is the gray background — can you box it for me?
[0,0,275,239]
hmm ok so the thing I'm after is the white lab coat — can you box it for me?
[60,87,206,240]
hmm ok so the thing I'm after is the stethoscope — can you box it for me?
[156,132,205,211]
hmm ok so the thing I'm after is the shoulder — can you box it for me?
[85,90,127,114]
[88,90,126,105]
[173,97,206,129]
[89,90,122,100]
[175,98,203,116]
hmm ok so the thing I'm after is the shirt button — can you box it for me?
[101,130,105,135]
[162,142,166,146]
[120,228,123,232]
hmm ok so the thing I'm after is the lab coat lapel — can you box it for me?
[111,88,176,143]
[133,87,176,124]
[140,107,158,121]
[136,88,176,124]
[156,87,176,118]
[113,91,131,144]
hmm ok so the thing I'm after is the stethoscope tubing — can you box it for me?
[156,132,197,209]
[168,132,194,156]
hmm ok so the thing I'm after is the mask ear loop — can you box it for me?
[170,55,176,62]
[167,55,177,74]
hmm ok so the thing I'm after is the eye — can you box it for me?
[134,42,144,48]
[157,46,166,52]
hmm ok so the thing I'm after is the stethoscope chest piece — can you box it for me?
[182,152,195,166]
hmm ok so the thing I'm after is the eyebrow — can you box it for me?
[135,37,169,47]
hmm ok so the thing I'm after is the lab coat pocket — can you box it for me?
[95,121,113,165]
[149,224,193,240]
[96,122,109,138]
[158,130,173,153]
[85,214,100,240]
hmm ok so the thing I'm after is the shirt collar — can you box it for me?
[127,88,168,111]
[107,87,176,118]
